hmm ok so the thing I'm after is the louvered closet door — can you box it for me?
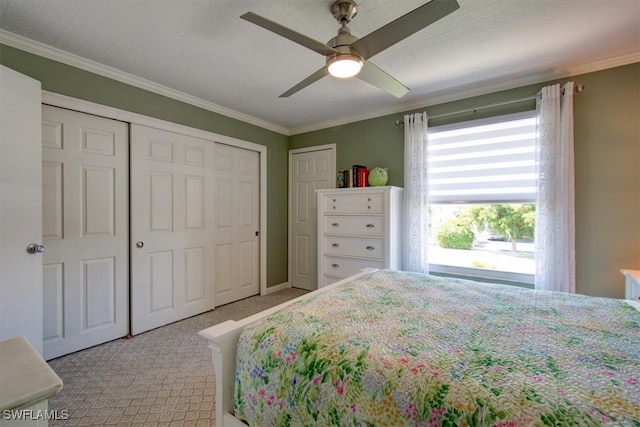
[41,105,129,360]
[130,124,215,335]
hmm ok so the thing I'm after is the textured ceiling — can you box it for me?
[0,0,638,134]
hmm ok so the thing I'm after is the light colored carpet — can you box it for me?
[47,288,309,427]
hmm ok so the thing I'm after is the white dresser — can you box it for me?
[316,186,403,287]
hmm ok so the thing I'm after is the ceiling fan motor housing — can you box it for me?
[327,26,359,51]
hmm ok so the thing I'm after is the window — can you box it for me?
[427,111,537,286]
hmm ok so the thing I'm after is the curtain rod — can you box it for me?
[394,83,585,126]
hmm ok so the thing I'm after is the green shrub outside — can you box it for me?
[436,222,475,249]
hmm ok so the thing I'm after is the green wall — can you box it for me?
[290,63,640,298]
[3,42,638,298]
[0,44,290,288]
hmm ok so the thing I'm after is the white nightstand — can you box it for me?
[620,269,640,301]
[0,337,63,426]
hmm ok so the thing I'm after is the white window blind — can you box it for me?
[428,111,537,203]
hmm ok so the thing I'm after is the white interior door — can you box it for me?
[0,66,43,354]
[41,105,129,360]
[214,142,260,306]
[131,124,215,335]
[289,146,335,291]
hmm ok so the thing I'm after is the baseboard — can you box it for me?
[264,282,290,295]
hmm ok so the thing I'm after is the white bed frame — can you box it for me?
[198,269,377,427]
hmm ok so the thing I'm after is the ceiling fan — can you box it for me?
[241,0,459,98]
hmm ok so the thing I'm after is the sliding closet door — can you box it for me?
[41,105,129,360]
[213,142,260,306]
[130,124,215,335]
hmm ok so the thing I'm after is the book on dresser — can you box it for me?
[316,186,404,288]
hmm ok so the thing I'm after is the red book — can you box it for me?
[357,168,369,187]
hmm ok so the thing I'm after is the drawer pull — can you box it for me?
[333,198,336,202]
[331,263,340,268]
[367,198,371,201]
[332,243,340,248]
[368,206,371,210]
[333,206,336,209]
[332,223,340,227]
[366,224,375,228]
[366,246,375,251]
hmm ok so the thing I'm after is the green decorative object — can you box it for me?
[368,167,388,186]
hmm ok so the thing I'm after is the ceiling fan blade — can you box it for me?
[351,0,460,60]
[279,67,329,97]
[357,61,409,98]
[241,12,336,56]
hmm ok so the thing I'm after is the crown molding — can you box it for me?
[291,70,561,134]
[566,52,640,76]
[0,29,290,136]
[289,52,640,135]
[2,29,637,137]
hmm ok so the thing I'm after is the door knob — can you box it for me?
[136,241,144,248]
[26,243,45,254]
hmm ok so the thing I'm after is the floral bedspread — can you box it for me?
[234,270,640,426]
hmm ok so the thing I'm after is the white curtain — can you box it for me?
[535,82,576,292]
[403,112,430,273]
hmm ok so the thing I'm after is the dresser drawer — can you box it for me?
[323,256,383,278]
[323,193,383,213]
[323,236,383,259]
[323,215,383,236]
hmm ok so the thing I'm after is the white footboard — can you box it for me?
[198,269,377,427]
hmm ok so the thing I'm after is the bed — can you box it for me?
[199,269,640,426]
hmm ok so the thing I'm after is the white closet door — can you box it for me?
[131,124,215,335]
[41,105,129,360]
[0,66,43,354]
[289,147,335,291]
[214,143,260,306]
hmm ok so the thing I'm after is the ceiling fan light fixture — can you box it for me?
[327,53,363,78]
